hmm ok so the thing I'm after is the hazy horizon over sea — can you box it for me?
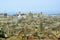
[0,11,60,16]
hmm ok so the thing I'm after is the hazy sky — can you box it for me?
[0,0,60,14]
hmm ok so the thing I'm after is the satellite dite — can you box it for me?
[17,13,23,20]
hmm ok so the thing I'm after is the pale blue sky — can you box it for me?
[0,0,60,14]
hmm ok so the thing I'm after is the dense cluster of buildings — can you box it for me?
[0,13,60,40]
